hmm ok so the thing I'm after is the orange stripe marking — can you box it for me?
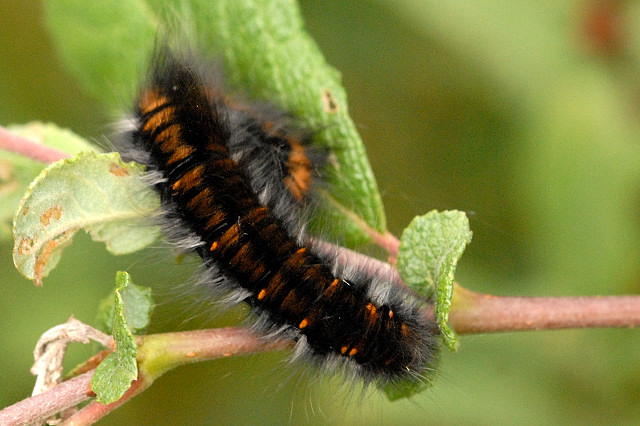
[284,140,312,201]
[167,144,195,165]
[229,242,252,269]
[219,224,240,250]
[138,89,168,115]
[243,206,269,225]
[156,124,181,153]
[205,210,226,230]
[143,106,175,134]
[172,165,204,192]
[186,187,212,212]
[249,263,266,283]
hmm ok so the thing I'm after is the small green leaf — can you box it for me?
[398,210,472,351]
[12,152,161,286]
[98,272,154,333]
[43,0,386,246]
[0,122,97,241]
[92,271,140,404]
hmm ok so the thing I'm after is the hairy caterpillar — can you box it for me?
[118,47,439,387]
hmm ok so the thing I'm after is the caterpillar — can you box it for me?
[118,47,439,387]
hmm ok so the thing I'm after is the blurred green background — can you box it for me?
[2,0,640,424]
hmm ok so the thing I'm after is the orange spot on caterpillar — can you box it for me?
[263,272,286,300]
[281,246,308,271]
[388,310,394,319]
[210,241,218,251]
[322,278,340,298]
[348,348,358,357]
[299,318,309,329]
[340,346,348,355]
[257,289,267,300]
[365,303,376,315]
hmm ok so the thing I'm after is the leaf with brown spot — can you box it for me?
[43,0,387,247]
[13,152,161,285]
[109,163,129,177]
[0,122,97,241]
[40,205,63,226]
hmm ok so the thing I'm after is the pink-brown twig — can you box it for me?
[0,125,70,163]
[449,286,640,334]
[0,371,94,426]
[0,327,289,426]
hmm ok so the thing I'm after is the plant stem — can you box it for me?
[62,328,289,425]
[0,371,94,426]
[2,289,639,425]
[450,285,640,333]
[0,125,70,163]
[0,327,288,425]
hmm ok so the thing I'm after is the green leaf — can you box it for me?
[398,210,472,351]
[43,1,156,113]
[12,152,161,286]
[43,0,386,246]
[98,273,154,333]
[92,271,140,404]
[0,122,97,241]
